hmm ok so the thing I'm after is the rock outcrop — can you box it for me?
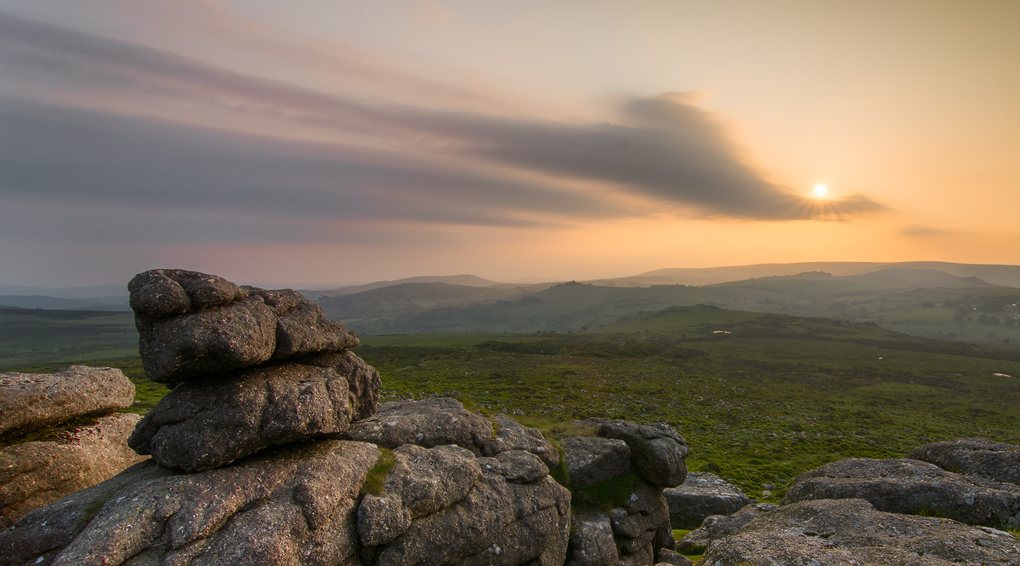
[559,419,688,566]
[561,435,631,488]
[782,457,1020,529]
[696,498,1020,565]
[583,418,689,488]
[663,472,752,529]
[0,365,142,527]
[1,269,581,566]
[0,366,135,439]
[127,270,380,471]
[909,437,1020,486]
[129,269,358,383]
[0,414,147,529]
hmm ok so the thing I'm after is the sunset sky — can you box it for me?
[2,1,1018,287]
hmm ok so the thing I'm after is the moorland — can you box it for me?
[3,294,1019,504]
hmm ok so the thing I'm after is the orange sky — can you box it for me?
[1,1,1018,286]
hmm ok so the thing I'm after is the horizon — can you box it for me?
[2,2,1018,287]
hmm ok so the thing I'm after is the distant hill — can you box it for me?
[315,282,550,323]
[304,274,503,299]
[0,295,130,311]
[843,268,994,288]
[625,261,1020,287]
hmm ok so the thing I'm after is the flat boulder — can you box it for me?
[343,398,494,454]
[585,418,689,488]
[0,366,134,439]
[560,435,631,487]
[129,362,357,472]
[909,437,1020,486]
[483,413,559,470]
[0,440,379,566]
[698,498,1020,566]
[783,457,1020,529]
[678,503,776,553]
[129,269,358,383]
[0,414,147,529]
[663,472,752,528]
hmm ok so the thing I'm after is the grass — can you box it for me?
[5,303,1020,508]
[362,447,397,495]
[357,307,1020,503]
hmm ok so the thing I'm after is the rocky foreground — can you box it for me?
[2,269,1020,565]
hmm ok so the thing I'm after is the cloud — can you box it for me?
[0,9,886,235]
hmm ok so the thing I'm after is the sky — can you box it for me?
[1,1,1018,287]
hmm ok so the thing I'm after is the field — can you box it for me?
[3,303,1019,504]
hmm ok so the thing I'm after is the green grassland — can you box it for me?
[356,306,1020,502]
[4,303,1020,507]
[0,306,138,367]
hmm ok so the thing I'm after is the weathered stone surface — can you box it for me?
[567,512,618,566]
[343,398,494,454]
[586,418,688,487]
[136,294,279,383]
[369,469,571,566]
[129,362,355,472]
[663,472,752,528]
[357,493,411,547]
[0,366,135,439]
[783,457,1020,529]
[0,439,379,566]
[610,480,671,556]
[909,437,1020,486]
[387,444,481,518]
[129,269,243,317]
[255,288,356,357]
[483,413,559,470]
[0,414,146,529]
[561,435,631,487]
[479,450,550,484]
[129,269,358,383]
[653,548,693,566]
[302,349,382,420]
[698,498,1020,566]
[678,502,776,552]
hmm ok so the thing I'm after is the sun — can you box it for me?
[814,184,827,197]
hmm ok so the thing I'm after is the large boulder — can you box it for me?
[561,435,631,488]
[663,472,752,528]
[697,498,1020,566]
[483,413,559,470]
[0,440,379,566]
[359,447,571,566]
[585,419,688,488]
[0,366,135,439]
[567,512,619,566]
[129,269,358,383]
[0,414,146,529]
[128,362,359,472]
[783,457,1020,529]
[909,437,1020,486]
[343,398,494,454]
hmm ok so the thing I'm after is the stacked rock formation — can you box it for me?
[0,270,575,566]
[0,366,146,528]
[558,418,691,566]
[125,269,379,471]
